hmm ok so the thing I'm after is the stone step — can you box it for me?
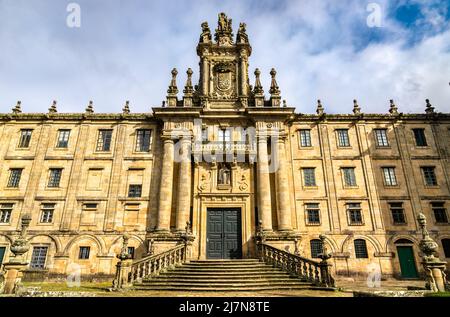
[189,259,261,263]
[168,266,281,272]
[133,284,313,291]
[135,280,309,287]
[180,263,269,269]
[142,277,301,284]
[156,272,293,279]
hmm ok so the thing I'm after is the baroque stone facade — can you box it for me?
[0,13,449,280]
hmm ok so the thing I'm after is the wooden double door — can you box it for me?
[206,208,242,259]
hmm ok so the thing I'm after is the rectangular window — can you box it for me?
[96,129,113,151]
[343,167,357,187]
[30,246,48,269]
[302,168,316,187]
[56,129,71,148]
[374,129,389,147]
[421,167,437,186]
[354,240,369,258]
[413,128,427,146]
[432,202,448,224]
[202,128,208,143]
[299,129,312,147]
[79,246,90,259]
[310,240,323,258]
[135,129,152,152]
[0,247,5,266]
[389,202,406,224]
[0,203,13,223]
[83,203,98,210]
[48,168,62,188]
[128,247,135,259]
[337,129,350,147]
[128,184,142,198]
[382,167,398,186]
[306,203,320,225]
[40,203,55,223]
[18,129,33,148]
[218,129,231,151]
[7,168,23,188]
[347,203,363,225]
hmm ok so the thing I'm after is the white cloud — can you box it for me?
[0,0,448,114]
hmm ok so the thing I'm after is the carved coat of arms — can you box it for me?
[213,62,235,97]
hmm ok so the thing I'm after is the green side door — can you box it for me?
[397,246,419,278]
[0,247,5,266]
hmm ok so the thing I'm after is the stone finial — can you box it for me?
[352,99,361,115]
[9,214,32,263]
[389,99,398,115]
[167,68,179,95]
[85,101,94,114]
[48,100,58,113]
[199,21,212,43]
[183,68,194,94]
[122,101,130,114]
[236,22,249,44]
[253,68,264,94]
[269,68,280,95]
[425,99,435,114]
[283,100,287,107]
[12,101,22,114]
[316,99,324,115]
[117,234,131,261]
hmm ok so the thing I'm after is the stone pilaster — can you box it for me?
[175,137,192,232]
[275,135,292,231]
[156,138,175,232]
[257,135,272,231]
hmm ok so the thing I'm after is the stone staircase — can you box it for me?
[133,259,316,291]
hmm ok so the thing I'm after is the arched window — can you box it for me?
[394,239,414,244]
[354,239,368,258]
[310,239,323,258]
[442,239,450,258]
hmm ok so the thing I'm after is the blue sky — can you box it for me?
[0,0,449,114]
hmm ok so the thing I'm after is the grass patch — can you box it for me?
[424,292,450,297]
[22,281,112,293]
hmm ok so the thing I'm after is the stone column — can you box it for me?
[275,136,292,231]
[156,138,175,232]
[176,137,192,232]
[257,135,272,231]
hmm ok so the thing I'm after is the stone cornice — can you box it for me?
[1,110,448,123]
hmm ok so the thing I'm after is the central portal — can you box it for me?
[206,208,242,259]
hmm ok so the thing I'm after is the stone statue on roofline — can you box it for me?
[237,22,249,44]
[200,22,212,43]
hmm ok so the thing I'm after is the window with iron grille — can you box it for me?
[0,203,13,223]
[299,129,312,147]
[382,167,397,186]
[40,203,55,223]
[389,202,406,224]
[18,129,32,148]
[48,168,62,188]
[374,129,389,147]
[128,184,142,198]
[421,166,437,186]
[306,203,320,225]
[96,130,112,151]
[0,247,5,266]
[442,239,450,258]
[342,167,357,187]
[347,203,363,225]
[354,239,368,258]
[135,129,151,152]
[337,129,350,147]
[30,246,48,269]
[413,128,427,146]
[302,168,316,187]
[79,246,90,259]
[432,202,448,224]
[310,240,323,258]
[128,247,135,259]
[7,168,23,188]
[56,130,71,148]
[218,129,231,151]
